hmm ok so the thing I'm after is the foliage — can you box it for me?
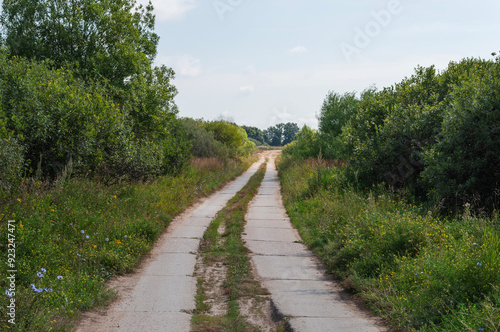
[0,54,130,178]
[203,120,255,157]
[422,58,500,210]
[0,156,254,331]
[277,155,500,331]
[241,125,266,146]
[0,136,24,196]
[282,125,321,160]
[180,118,228,158]
[286,54,500,212]
[1,0,158,87]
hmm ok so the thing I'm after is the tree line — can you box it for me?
[284,54,500,212]
[242,122,299,147]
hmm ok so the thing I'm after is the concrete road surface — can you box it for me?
[243,153,386,332]
[76,155,266,332]
[76,151,386,331]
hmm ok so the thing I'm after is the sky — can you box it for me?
[139,0,500,129]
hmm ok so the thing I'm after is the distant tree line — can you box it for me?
[242,122,299,147]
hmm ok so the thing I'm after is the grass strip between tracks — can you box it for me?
[192,161,285,331]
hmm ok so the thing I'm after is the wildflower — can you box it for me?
[105,238,109,241]
[5,290,13,297]
[81,230,85,234]
[477,262,482,266]
[115,240,121,245]
[57,276,63,280]
[45,288,53,293]
[77,253,81,257]
[51,209,55,212]
[69,223,73,226]
[113,195,117,199]
[41,268,47,273]
[124,235,127,238]
[31,284,36,290]
[86,235,89,239]
[17,198,21,202]
[93,245,97,248]
[37,272,44,278]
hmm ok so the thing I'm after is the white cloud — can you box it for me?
[269,107,292,125]
[138,0,198,21]
[158,55,202,77]
[289,46,308,54]
[239,85,255,95]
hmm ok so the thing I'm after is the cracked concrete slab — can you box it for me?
[76,155,266,332]
[244,154,386,332]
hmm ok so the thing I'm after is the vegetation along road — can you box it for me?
[75,151,385,331]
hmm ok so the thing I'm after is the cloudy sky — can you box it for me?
[140,0,500,129]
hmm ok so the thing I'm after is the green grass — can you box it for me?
[0,156,256,331]
[192,162,276,332]
[277,154,500,332]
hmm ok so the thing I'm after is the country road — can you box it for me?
[75,151,386,332]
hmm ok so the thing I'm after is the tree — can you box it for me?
[242,125,265,145]
[1,0,158,87]
[282,122,299,145]
[318,91,359,138]
[264,125,283,146]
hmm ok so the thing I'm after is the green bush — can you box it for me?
[180,118,228,158]
[0,136,24,195]
[422,58,500,210]
[282,125,321,159]
[203,120,255,157]
[0,54,189,180]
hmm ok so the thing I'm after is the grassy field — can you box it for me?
[0,156,256,331]
[277,155,500,331]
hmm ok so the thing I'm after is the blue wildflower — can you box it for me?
[37,272,43,278]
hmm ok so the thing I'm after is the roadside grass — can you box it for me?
[0,156,256,331]
[192,162,285,332]
[276,154,500,332]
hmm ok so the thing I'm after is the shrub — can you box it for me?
[179,118,228,158]
[203,120,255,157]
[422,58,500,210]
[0,136,24,195]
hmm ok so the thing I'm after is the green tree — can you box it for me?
[1,0,158,87]
[282,122,300,145]
[242,125,265,145]
[203,121,255,157]
[264,124,284,146]
[319,91,359,138]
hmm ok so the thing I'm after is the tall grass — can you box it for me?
[277,155,500,331]
[0,156,255,331]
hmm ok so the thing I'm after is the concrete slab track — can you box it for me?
[243,154,386,332]
[76,151,386,331]
[76,156,266,332]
